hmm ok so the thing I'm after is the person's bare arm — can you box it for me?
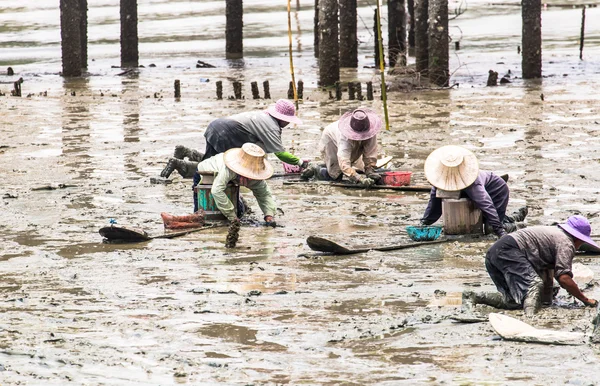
[557,274,597,306]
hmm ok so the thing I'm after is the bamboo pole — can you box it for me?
[287,0,299,107]
[375,0,390,130]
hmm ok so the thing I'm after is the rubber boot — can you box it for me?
[161,212,204,229]
[160,158,199,179]
[174,145,204,162]
[523,277,544,317]
[462,290,521,310]
[505,206,528,223]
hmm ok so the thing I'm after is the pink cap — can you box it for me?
[266,99,303,125]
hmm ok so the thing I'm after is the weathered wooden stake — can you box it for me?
[388,0,407,67]
[120,0,139,67]
[455,41,460,50]
[233,81,243,99]
[12,78,23,97]
[486,70,498,86]
[318,0,340,86]
[251,81,260,99]
[174,79,181,98]
[314,0,320,58]
[348,82,356,100]
[60,0,82,77]
[414,0,429,74]
[521,0,542,79]
[335,81,342,100]
[297,80,304,99]
[579,6,586,60]
[407,0,415,51]
[80,0,88,68]
[355,82,363,100]
[263,80,271,99]
[226,0,243,59]
[216,81,223,99]
[288,81,294,99]
[366,81,374,100]
[428,0,449,86]
[339,0,358,68]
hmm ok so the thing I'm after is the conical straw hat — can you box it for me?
[424,145,479,191]
[223,143,274,180]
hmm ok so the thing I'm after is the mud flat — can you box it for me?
[1,0,600,384]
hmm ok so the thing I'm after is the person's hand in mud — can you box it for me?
[264,215,277,228]
[583,298,598,307]
[299,159,310,169]
[366,172,382,184]
[358,176,375,187]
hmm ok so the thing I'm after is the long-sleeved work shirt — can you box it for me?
[203,111,302,165]
[318,121,378,180]
[196,153,277,221]
[509,226,576,279]
[421,170,509,236]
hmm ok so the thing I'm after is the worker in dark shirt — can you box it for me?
[420,145,526,237]
[160,99,306,179]
[463,216,598,316]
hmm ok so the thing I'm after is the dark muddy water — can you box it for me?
[1,0,600,384]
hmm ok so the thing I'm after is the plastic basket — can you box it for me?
[405,225,443,241]
[381,171,412,186]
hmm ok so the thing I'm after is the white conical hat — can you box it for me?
[424,145,479,191]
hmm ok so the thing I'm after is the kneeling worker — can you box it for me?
[162,143,277,228]
[301,108,383,186]
[463,215,598,316]
[420,145,527,238]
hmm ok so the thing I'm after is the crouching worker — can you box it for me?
[162,143,278,229]
[420,145,527,238]
[161,99,306,179]
[463,215,599,316]
[301,108,382,187]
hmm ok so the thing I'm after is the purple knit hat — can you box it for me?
[266,99,302,125]
[558,215,599,248]
[338,108,382,141]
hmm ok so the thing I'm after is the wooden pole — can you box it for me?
[318,0,340,86]
[407,0,415,51]
[375,0,390,131]
[120,0,139,67]
[174,79,181,98]
[414,0,429,74]
[339,0,358,68]
[314,0,319,58]
[226,0,243,59]
[79,0,88,68]
[373,9,383,68]
[388,0,406,67]
[579,6,586,60]
[287,0,298,105]
[428,0,449,86]
[521,0,542,78]
[60,0,82,76]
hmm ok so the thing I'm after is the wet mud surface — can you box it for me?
[2,0,600,384]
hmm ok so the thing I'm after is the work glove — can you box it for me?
[583,298,598,307]
[366,172,382,183]
[358,176,375,187]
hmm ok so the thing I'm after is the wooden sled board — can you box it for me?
[489,313,585,345]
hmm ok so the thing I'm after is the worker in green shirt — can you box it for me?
[161,99,307,179]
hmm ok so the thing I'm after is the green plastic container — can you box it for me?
[195,183,239,221]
